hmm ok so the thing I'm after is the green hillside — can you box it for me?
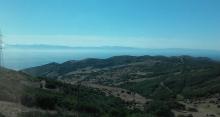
[1,55,220,117]
[0,68,149,117]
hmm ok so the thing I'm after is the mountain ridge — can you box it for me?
[22,55,217,78]
[6,44,220,52]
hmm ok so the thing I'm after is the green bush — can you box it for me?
[145,100,174,117]
[0,113,5,117]
[21,80,146,116]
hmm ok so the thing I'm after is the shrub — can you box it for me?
[0,113,5,117]
[145,100,174,117]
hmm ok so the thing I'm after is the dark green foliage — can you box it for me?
[120,56,220,99]
[21,88,60,110]
[145,100,174,117]
[118,56,220,117]
[120,77,165,98]
[21,80,146,117]
[152,86,175,100]
[35,92,58,110]
[0,113,5,117]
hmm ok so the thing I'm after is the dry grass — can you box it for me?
[84,83,150,110]
[173,97,220,117]
[0,68,29,102]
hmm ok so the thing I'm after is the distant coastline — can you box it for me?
[2,44,220,70]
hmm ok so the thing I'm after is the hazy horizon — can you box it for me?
[3,44,220,70]
[1,0,220,50]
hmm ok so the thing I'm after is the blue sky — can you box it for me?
[0,0,220,50]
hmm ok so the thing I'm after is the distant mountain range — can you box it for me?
[6,44,220,60]
[6,44,140,50]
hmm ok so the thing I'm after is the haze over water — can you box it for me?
[3,45,220,70]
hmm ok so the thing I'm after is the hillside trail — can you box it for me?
[83,83,150,110]
[160,81,173,93]
[65,78,150,111]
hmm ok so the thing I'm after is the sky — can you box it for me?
[0,0,220,50]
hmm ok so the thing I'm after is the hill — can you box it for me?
[0,67,150,117]
[0,68,31,102]
[22,55,220,117]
